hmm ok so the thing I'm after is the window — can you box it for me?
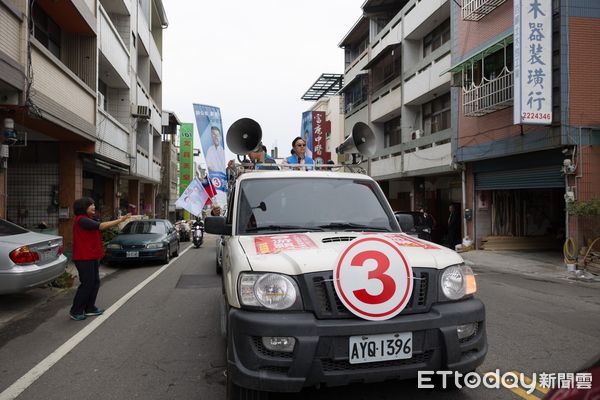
[423,93,451,134]
[463,44,513,86]
[423,19,450,58]
[384,116,402,148]
[343,75,368,114]
[372,46,401,93]
[32,4,61,59]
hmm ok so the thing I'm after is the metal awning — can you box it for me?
[441,31,513,75]
[301,73,343,101]
[362,43,400,70]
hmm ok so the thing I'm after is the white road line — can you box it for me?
[0,245,192,400]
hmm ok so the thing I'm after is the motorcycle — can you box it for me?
[192,221,204,248]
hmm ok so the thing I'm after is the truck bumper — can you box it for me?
[227,298,487,393]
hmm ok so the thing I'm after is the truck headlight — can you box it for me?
[440,264,477,300]
[239,273,301,310]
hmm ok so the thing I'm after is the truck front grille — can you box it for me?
[302,268,436,319]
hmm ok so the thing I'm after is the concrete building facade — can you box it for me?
[0,0,167,252]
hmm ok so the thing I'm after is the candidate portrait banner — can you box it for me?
[175,177,210,217]
[193,103,227,206]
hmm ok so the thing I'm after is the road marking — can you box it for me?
[0,246,191,400]
[513,371,550,395]
[487,372,541,400]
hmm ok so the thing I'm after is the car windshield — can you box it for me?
[122,221,166,234]
[236,178,398,235]
[0,219,29,236]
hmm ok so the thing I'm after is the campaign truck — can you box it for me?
[204,169,487,399]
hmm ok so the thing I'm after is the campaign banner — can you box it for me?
[514,0,552,125]
[301,111,331,164]
[300,111,314,160]
[179,123,194,196]
[312,111,331,164]
[175,177,210,217]
[193,104,227,205]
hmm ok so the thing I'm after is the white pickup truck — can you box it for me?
[205,169,487,399]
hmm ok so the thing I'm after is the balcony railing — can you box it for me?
[463,67,513,117]
[462,0,507,21]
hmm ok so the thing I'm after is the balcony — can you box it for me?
[149,34,162,80]
[404,0,449,40]
[371,81,402,122]
[370,15,401,62]
[370,129,453,178]
[462,0,507,21]
[463,67,513,117]
[96,110,130,166]
[403,50,451,105]
[99,5,130,85]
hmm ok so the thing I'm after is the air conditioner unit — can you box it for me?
[0,91,19,105]
[97,92,105,111]
[411,129,423,140]
[132,105,151,119]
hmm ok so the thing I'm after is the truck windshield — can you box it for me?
[236,178,398,235]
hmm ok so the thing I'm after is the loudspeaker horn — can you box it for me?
[226,118,262,155]
[335,122,376,157]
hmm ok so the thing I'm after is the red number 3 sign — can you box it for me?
[334,235,413,321]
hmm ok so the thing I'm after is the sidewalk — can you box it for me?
[0,261,121,329]
[460,249,600,283]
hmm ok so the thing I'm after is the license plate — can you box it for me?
[126,251,139,258]
[39,248,58,263]
[349,332,412,364]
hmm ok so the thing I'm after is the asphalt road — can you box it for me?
[0,236,598,400]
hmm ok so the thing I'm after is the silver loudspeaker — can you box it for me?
[226,118,262,155]
[335,122,376,157]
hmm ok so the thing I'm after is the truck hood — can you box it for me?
[238,232,463,275]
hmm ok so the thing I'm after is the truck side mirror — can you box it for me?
[204,216,232,235]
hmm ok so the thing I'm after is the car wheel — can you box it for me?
[163,248,171,264]
[173,242,180,257]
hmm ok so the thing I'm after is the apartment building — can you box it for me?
[0,0,167,250]
[339,0,459,244]
[156,110,180,221]
[451,0,600,250]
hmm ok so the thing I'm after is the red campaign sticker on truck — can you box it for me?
[254,234,318,254]
[383,234,440,250]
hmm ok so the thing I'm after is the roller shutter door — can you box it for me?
[475,165,564,190]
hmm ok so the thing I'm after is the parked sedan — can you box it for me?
[0,218,67,295]
[104,219,179,265]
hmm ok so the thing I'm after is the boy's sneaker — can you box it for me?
[85,308,105,316]
[70,313,86,321]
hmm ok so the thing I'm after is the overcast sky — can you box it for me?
[162,0,365,165]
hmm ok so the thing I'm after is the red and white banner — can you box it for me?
[254,234,318,255]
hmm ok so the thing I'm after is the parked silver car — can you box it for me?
[0,218,67,295]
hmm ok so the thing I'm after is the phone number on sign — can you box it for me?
[522,112,551,120]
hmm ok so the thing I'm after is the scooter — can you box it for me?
[192,221,204,248]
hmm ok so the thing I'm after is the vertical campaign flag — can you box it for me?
[312,111,331,164]
[301,111,331,164]
[193,104,227,205]
[175,177,210,217]
[300,111,313,159]
[179,123,194,196]
[514,0,552,125]
[201,175,217,204]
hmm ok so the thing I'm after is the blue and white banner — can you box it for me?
[175,177,210,217]
[193,104,227,205]
[514,0,552,125]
